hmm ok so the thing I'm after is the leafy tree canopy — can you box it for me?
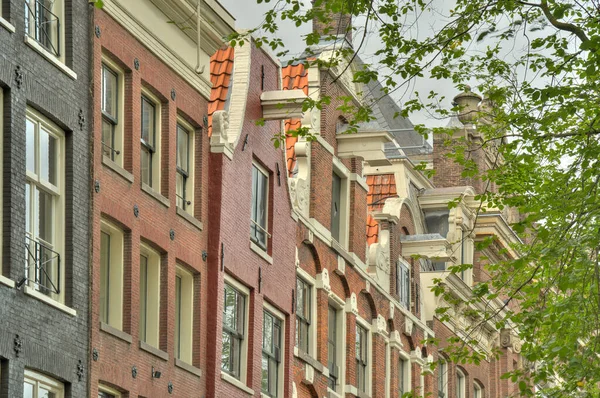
[232,0,600,396]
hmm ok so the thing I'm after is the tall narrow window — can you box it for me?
[456,369,466,398]
[24,369,64,398]
[139,245,160,348]
[251,163,269,249]
[101,64,119,161]
[262,310,282,397]
[25,110,63,301]
[473,382,483,398]
[174,266,194,363]
[176,122,193,213]
[25,0,62,57]
[355,324,368,393]
[99,221,124,330]
[397,260,410,308]
[222,283,246,379]
[399,356,410,396]
[328,305,339,390]
[141,95,157,188]
[331,172,341,241]
[438,360,447,398]
[295,277,311,353]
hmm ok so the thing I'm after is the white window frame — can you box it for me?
[175,265,194,364]
[295,268,317,358]
[473,381,483,398]
[139,243,161,348]
[456,368,466,398]
[101,58,124,167]
[98,384,122,398]
[176,117,195,215]
[99,220,124,330]
[0,90,4,284]
[331,159,349,248]
[438,359,448,398]
[328,292,346,395]
[24,369,64,398]
[397,258,411,309]
[355,315,372,395]
[24,0,65,62]
[399,351,412,397]
[221,275,250,384]
[25,108,64,303]
[251,162,270,250]
[262,302,285,398]
[140,89,161,191]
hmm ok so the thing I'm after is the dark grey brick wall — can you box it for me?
[0,0,91,397]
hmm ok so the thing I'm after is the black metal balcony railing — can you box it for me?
[25,235,60,295]
[25,0,60,57]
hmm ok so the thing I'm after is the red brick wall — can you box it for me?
[90,9,210,398]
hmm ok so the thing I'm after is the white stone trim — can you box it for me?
[250,241,273,264]
[25,35,76,80]
[221,371,255,395]
[0,16,15,33]
[24,286,76,316]
[0,275,14,288]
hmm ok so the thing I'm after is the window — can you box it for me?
[355,324,369,393]
[397,260,410,309]
[474,382,483,398]
[101,63,122,163]
[98,385,121,398]
[262,309,283,397]
[331,172,341,241]
[25,109,63,302]
[141,93,160,189]
[139,244,160,348]
[176,121,194,214]
[295,277,311,353]
[174,266,194,363]
[25,0,62,58]
[24,369,64,398]
[456,368,466,398]
[251,163,269,249]
[438,360,447,398]
[99,221,124,330]
[222,282,246,379]
[327,305,339,390]
[399,355,410,396]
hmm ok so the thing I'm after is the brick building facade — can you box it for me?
[0,0,92,397]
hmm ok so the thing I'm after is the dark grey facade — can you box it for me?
[0,0,91,397]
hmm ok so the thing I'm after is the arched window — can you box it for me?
[456,368,466,398]
[437,359,447,398]
[474,381,484,398]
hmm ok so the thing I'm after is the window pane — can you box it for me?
[25,184,31,234]
[139,254,148,341]
[176,125,189,172]
[101,119,114,159]
[176,172,186,208]
[102,66,118,119]
[141,97,155,147]
[39,387,55,398]
[175,275,182,359]
[23,382,34,398]
[141,147,151,186]
[39,128,57,185]
[236,293,245,334]
[221,331,231,371]
[223,285,237,330]
[26,118,35,173]
[261,354,269,393]
[100,232,110,324]
[38,188,54,244]
[263,312,273,352]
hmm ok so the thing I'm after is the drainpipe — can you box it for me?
[196,0,205,75]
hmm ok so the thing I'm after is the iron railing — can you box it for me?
[25,235,60,295]
[25,0,60,57]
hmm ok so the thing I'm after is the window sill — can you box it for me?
[0,16,15,33]
[175,358,202,377]
[344,385,370,398]
[139,340,168,361]
[24,35,77,80]
[102,156,134,183]
[327,388,342,398]
[250,241,273,264]
[99,321,132,343]
[23,286,76,316]
[176,207,203,231]
[293,347,324,373]
[220,371,254,395]
[0,275,15,288]
[141,183,170,208]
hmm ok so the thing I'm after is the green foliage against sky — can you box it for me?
[236,0,600,395]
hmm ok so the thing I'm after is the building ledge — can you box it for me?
[250,241,273,264]
[175,358,202,377]
[0,16,15,33]
[221,371,254,395]
[336,131,393,166]
[400,234,456,262]
[260,89,306,120]
[293,347,325,374]
[0,274,15,288]
[141,183,170,208]
[23,286,76,316]
[100,322,132,344]
[102,156,134,183]
[176,207,203,231]
[139,340,168,361]
[24,35,77,80]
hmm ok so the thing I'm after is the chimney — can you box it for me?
[312,0,353,45]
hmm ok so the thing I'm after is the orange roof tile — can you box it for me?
[282,64,308,176]
[366,174,397,245]
[207,47,235,137]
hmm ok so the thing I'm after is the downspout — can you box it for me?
[195,0,205,74]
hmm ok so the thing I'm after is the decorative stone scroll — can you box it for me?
[316,269,331,293]
[372,314,388,337]
[345,293,358,315]
[404,318,414,336]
